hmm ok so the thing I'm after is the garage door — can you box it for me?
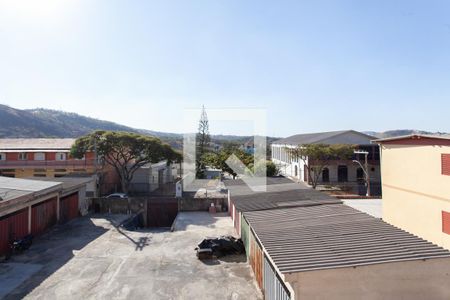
[31,197,57,236]
[0,208,29,256]
[60,192,79,223]
[147,198,178,227]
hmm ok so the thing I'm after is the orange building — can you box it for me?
[0,138,97,178]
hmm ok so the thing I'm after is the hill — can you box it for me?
[0,104,279,149]
[363,130,448,139]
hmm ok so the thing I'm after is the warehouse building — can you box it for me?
[243,204,450,300]
[0,176,89,256]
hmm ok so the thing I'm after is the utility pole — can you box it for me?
[353,150,371,197]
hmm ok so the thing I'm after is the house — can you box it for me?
[0,138,96,178]
[0,176,89,256]
[271,130,381,195]
[243,204,450,300]
[374,134,450,250]
[129,160,176,195]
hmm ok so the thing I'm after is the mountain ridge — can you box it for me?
[0,104,446,145]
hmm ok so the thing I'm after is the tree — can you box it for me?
[196,105,210,178]
[202,145,253,180]
[286,144,354,189]
[71,131,181,194]
[265,160,279,177]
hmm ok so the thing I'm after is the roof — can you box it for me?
[274,130,376,146]
[244,204,450,273]
[0,138,75,151]
[226,177,341,211]
[26,176,93,194]
[0,176,62,202]
[373,134,450,146]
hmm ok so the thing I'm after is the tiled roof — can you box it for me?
[0,138,75,151]
[244,204,450,273]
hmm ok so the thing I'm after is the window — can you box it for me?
[294,165,298,177]
[322,168,330,182]
[0,153,5,161]
[442,154,450,176]
[18,152,27,160]
[56,152,67,161]
[337,165,348,182]
[34,152,45,161]
[443,211,450,235]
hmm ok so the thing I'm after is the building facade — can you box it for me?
[375,134,450,250]
[0,139,96,178]
[129,160,177,195]
[271,130,381,195]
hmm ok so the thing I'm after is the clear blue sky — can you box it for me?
[1,0,449,137]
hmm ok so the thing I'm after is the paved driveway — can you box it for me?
[3,213,261,300]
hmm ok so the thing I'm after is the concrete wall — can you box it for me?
[178,197,228,212]
[285,258,450,300]
[381,144,450,250]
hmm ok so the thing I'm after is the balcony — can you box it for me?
[0,159,97,169]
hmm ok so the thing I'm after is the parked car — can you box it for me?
[105,193,128,199]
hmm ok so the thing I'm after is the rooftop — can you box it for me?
[0,138,76,151]
[26,176,93,194]
[0,176,61,202]
[373,134,450,146]
[244,204,450,273]
[225,177,341,211]
[274,130,376,146]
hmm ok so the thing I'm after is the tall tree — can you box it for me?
[202,144,253,180]
[71,131,181,194]
[286,144,354,189]
[196,105,210,177]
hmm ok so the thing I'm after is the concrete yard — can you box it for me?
[2,212,262,300]
[343,198,382,218]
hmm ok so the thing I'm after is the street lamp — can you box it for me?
[353,150,370,197]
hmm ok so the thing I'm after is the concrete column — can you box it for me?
[28,205,32,234]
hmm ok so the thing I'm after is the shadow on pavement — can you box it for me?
[3,214,126,299]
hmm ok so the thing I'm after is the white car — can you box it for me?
[105,193,128,199]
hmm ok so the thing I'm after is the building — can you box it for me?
[375,134,450,250]
[0,176,89,256]
[226,177,450,299]
[129,160,176,195]
[271,130,381,195]
[0,138,96,178]
[225,177,341,237]
[243,204,450,300]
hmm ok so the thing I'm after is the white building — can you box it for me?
[271,130,381,195]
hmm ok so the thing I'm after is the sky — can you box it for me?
[0,0,450,137]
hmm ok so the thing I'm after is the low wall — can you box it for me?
[90,197,145,214]
[179,197,228,212]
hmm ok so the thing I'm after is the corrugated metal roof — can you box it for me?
[244,204,450,273]
[0,176,61,202]
[226,177,341,211]
[0,138,75,150]
[273,130,376,146]
[26,176,93,192]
